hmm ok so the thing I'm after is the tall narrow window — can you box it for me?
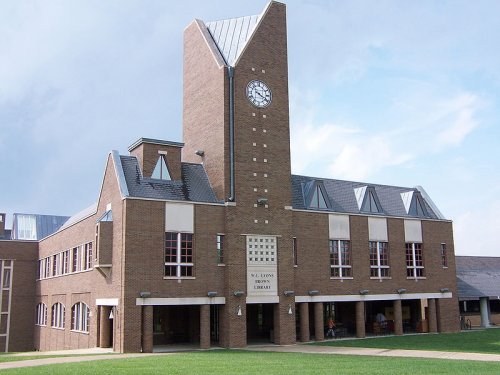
[164,232,194,278]
[51,303,65,329]
[292,237,298,266]
[369,241,390,278]
[72,247,79,272]
[71,302,89,333]
[440,243,448,268]
[44,257,51,278]
[406,243,424,278]
[36,303,47,326]
[83,242,93,270]
[152,155,171,180]
[216,234,224,264]
[62,250,70,274]
[329,240,351,278]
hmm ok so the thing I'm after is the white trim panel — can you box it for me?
[136,297,225,306]
[329,214,350,239]
[295,292,452,303]
[246,296,280,304]
[165,203,194,232]
[404,219,422,242]
[96,298,119,306]
[368,217,388,242]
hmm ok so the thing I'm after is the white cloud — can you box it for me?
[453,201,500,256]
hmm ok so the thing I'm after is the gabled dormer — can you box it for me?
[128,138,183,181]
[354,186,383,214]
[303,180,330,210]
[401,190,429,218]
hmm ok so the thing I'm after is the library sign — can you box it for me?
[247,268,277,296]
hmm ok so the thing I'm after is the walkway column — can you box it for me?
[355,301,365,338]
[141,305,153,353]
[393,300,403,336]
[480,297,491,328]
[200,304,210,349]
[300,303,310,342]
[99,306,111,348]
[428,299,438,333]
[314,302,324,341]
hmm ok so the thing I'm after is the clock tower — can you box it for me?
[183,1,295,347]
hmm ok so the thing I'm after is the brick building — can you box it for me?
[1,1,459,353]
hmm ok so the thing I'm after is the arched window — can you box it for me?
[71,302,90,333]
[36,303,47,326]
[51,302,65,329]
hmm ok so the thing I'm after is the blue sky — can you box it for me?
[1,0,499,256]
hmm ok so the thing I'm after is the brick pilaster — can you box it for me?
[141,305,153,353]
[299,303,310,342]
[393,299,403,336]
[314,302,324,341]
[200,304,210,349]
[428,298,438,333]
[355,301,365,338]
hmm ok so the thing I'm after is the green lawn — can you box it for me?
[315,329,500,354]
[1,351,500,374]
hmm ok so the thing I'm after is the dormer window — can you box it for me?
[401,190,428,217]
[152,155,171,180]
[354,186,382,214]
[304,180,330,209]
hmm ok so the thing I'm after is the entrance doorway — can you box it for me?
[246,304,274,343]
[153,306,200,346]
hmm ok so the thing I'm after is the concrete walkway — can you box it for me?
[2,343,500,370]
[246,344,500,362]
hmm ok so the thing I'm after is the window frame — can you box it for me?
[71,302,90,333]
[164,232,194,279]
[51,302,65,329]
[406,242,425,279]
[329,239,352,279]
[216,234,224,265]
[440,243,448,268]
[36,303,48,326]
[369,241,390,279]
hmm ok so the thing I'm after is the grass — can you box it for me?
[315,328,500,354]
[1,351,500,375]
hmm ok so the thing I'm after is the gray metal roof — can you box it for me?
[120,156,220,204]
[291,174,441,220]
[206,14,261,66]
[456,256,500,299]
[11,213,70,240]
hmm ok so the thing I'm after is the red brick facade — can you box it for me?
[1,1,459,353]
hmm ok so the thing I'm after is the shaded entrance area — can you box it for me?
[97,306,115,349]
[153,305,200,345]
[247,304,275,343]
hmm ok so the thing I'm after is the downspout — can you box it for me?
[228,66,235,202]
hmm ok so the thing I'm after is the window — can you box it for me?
[36,303,47,326]
[293,237,298,266]
[152,155,171,180]
[71,302,89,332]
[329,240,351,278]
[51,303,65,329]
[52,253,60,276]
[2,268,11,288]
[44,257,51,278]
[216,235,224,264]
[406,243,424,278]
[164,233,194,278]
[62,250,70,274]
[16,214,37,240]
[83,242,93,270]
[370,241,390,278]
[38,260,44,280]
[440,243,448,268]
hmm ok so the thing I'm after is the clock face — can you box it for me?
[246,80,272,108]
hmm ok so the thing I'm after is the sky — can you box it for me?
[1,0,499,256]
